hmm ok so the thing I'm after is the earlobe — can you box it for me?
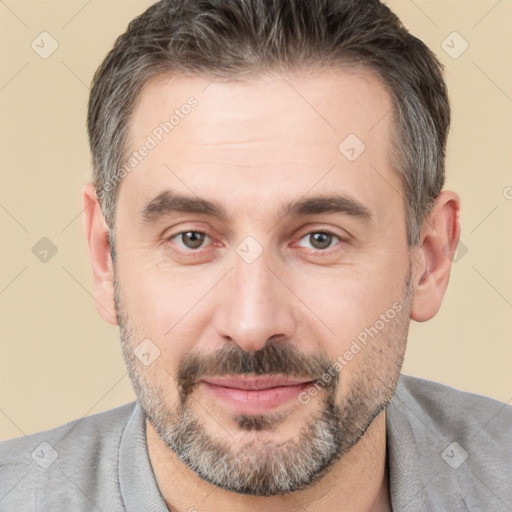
[410,190,461,322]
[81,184,118,326]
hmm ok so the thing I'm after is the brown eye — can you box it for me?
[171,231,210,250]
[309,233,332,249]
[297,231,340,251]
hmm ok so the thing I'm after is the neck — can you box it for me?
[147,410,391,512]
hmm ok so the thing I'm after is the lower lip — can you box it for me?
[200,381,313,414]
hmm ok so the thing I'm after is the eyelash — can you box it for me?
[166,229,345,255]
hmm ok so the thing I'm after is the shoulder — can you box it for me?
[0,402,136,511]
[0,401,136,462]
[396,373,511,439]
[387,374,512,511]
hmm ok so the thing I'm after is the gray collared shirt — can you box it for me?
[1,375,511,511]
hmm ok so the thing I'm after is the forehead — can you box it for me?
[128,67,393,151]
[118,67,400,225]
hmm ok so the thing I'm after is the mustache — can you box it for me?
[176,341,337,399]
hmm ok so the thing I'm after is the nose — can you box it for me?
[213,249,297,352]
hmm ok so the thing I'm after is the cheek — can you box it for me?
[115,277,172,372]
[116,252,208,332]
[297,256,409,359]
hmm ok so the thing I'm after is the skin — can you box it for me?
[82,68,460,511]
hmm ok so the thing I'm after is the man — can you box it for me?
[1,0,510,510]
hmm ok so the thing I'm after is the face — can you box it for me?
[112,68,414,495]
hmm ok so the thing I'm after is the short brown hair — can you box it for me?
[88,0,450,246]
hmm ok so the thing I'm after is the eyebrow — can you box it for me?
[141,190,373,224]
[141,191,229,223]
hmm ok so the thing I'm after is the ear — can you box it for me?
[410,190,461,322]
[81,184,118,326]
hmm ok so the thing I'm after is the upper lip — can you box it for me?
[200,375,314,390]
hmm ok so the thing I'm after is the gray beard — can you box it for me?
[114,265,412,496]
[121,339,399,496]
[145,383,376,495]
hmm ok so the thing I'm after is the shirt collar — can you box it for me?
[118,401,169,511]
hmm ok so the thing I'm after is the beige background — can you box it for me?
[0,0,511,441]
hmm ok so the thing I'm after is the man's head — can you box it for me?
[82,0,460,498]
